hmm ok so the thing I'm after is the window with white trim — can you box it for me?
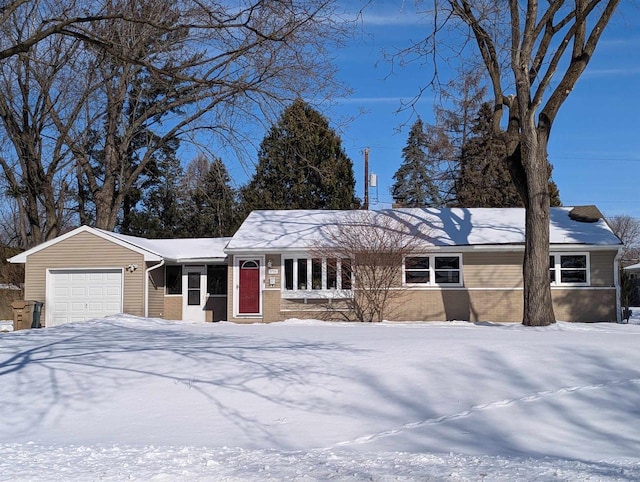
[549,253,589,286]
[283,256,352,295]
[404,255,462,286]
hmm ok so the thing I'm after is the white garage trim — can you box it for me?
[9,225,162,263]
[46,268,124,327]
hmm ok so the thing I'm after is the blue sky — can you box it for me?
[317,2,640,218]
[217,2,639,218]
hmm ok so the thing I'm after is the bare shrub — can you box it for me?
[313,211,427,322]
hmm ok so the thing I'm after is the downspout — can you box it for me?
[145,260,165,318]
[614,247,622,323]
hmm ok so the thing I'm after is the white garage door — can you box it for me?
[48,269,123,326]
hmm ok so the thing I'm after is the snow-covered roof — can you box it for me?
[225,207,622,252]
[625,262,640,271]
[9,226,230,264]
[101,231,230,262]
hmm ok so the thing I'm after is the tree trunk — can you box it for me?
[521,128,555,326]
[94,188,122,231]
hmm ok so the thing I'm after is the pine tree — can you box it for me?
[183,155,238,238]
[120,150,187,238]
[391,118,443,207]
[454,103,561,208]
[241,99,359,212]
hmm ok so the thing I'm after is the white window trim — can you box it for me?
[403,254,463,287]
[550,252,590,287]
[281,255,353,298]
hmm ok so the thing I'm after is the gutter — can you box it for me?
[614,247,623,323]
[145,260,165,318]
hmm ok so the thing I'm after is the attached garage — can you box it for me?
[9,225,230,327]
[47,269,123,326]
[9,226,160,326]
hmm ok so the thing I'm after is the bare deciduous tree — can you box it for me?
[0,0,143,61]
[397,0,621,325]
[0,27,80,248]
[0,0,351,241]
[609,215,640,265]
[315,211,424,322]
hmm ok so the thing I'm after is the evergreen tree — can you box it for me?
[454,103,561,208]
[119,150,187,238]
[392,73,487,207]
[241,99,358,212]
[183,155,238,238]
[391,118,443,207]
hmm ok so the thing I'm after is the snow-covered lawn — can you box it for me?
[1,315,640,481]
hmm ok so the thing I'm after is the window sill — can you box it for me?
[282,289,353,299]
[404,284,464,288]
[551,284,590,288]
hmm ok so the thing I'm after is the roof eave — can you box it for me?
[8,226,165,263]
[170,257,228,264]
[225,241,621,255]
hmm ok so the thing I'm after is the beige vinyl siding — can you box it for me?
[461,251,523,289]
[147,262,165,318]
[589,250,616,287]
[25,231,146,319]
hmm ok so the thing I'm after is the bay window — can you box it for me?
[283,256,352,295]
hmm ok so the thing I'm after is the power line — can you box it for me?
[551,156,640,162]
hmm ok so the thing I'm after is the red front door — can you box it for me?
[239,260,260,314]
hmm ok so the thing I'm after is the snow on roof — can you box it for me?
[101,230,230,261]
[226,207,622,252]
[625,262,640,271]
[8,225,230,264]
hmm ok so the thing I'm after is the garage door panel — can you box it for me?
[48,269,123,327]
[105,301,121,310]
[71,287,87,297]
[71,301,87,311]
[88,286,104,297]
[54,287,69,297]
[69,315,90,323]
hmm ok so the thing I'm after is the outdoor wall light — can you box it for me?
[126,264,138,273]
[267,259,273,268]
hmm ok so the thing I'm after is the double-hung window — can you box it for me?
[550,253,589,286]
[283,256,352,297]
[404,255,462,286]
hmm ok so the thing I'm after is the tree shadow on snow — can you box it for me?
[336,339,640,476]
[0,317,363,446]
